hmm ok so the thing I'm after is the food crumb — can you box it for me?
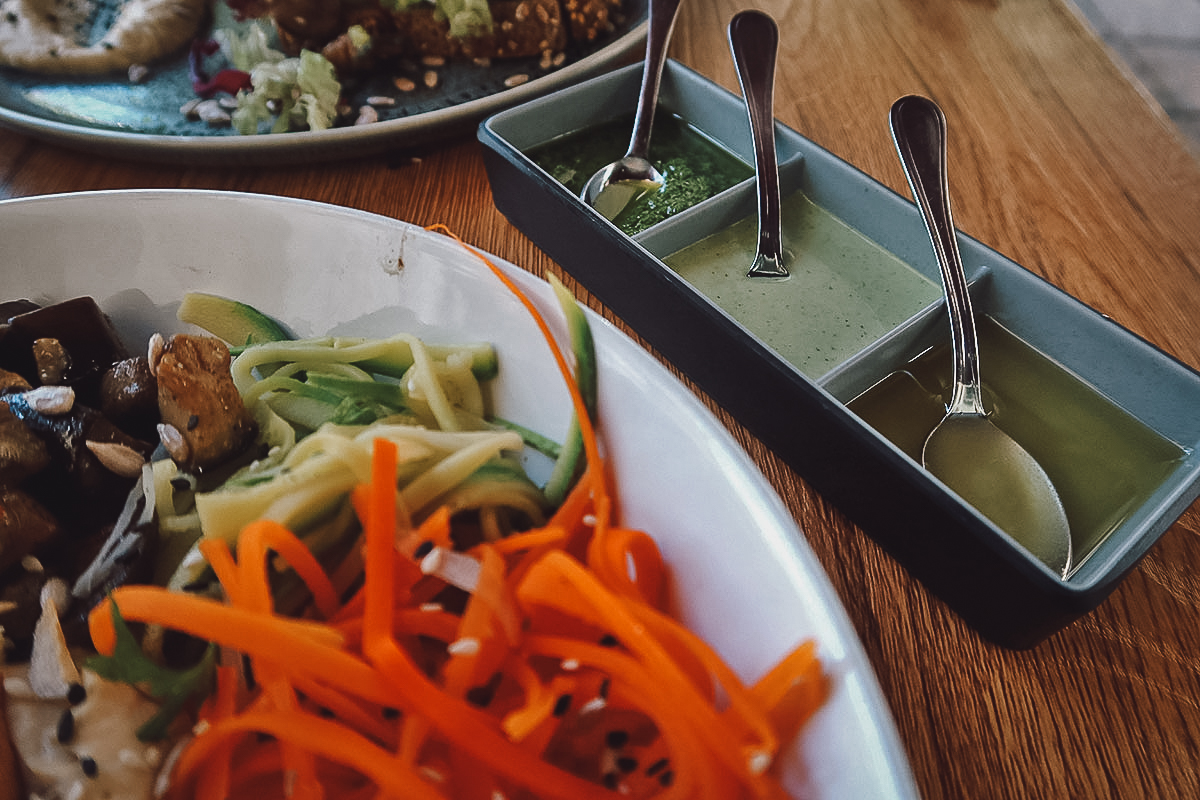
[354,105,378,125]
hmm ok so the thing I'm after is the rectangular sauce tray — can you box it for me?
[478,60,1200,648]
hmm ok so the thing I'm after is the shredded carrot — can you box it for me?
[88,231,828,798]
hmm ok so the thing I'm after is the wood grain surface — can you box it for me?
[2,0,1199,798]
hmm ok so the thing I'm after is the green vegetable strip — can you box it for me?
[399,431,525,515]
[491,417,564,459]
[304,373,405,405]
[86,603,216,742]
[231,335,497,393]
[542,276,599,506]
[406,335,461,432]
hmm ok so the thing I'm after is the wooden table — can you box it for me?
[3,0,1199,797]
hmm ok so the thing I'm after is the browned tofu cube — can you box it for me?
[155,335,255,470]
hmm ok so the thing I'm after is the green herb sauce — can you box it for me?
[527,114,753,235]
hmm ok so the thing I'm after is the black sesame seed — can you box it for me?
[5,12,17,23]
[66,682,87,705]
[646,757,669,776]
[80,755,99,778]
[552,693,572,717]
[598,678,611,700]
[56,709,75,743]
[382,706,400,720]
[658,769,675,787]
[601,772,619,790]
[465,684,495,707]
[187,414,200,431]
[617,756,638,773]
[598,633,619,647]
[413,540,434,559]
[604,729,629,749]
[317,707,335,718]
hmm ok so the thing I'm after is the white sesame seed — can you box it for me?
[419,766,446,783]
[560,658,580,671]
[447,637,481,656]
[21,554,44,573]
[579,696,606,715]
[419,547,444,575]
[192,719,211,736]
[747,749,772,775]
[504,74,530,88]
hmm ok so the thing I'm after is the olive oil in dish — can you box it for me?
[848,316,1188,565]
[663,191,942,378]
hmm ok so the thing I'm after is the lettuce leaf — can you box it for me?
[231,50,342,135]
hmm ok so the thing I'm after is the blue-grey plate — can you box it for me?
[0,1,645,165]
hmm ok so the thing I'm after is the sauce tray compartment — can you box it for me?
[478,60,1200,647]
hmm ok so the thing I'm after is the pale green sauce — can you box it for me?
[848,316,1187,564]
[663,192,942,378]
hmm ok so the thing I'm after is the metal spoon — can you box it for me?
[580,0,685,220]
[889,94,1073,577]
[728,9,787,278]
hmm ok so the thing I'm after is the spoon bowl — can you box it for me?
[890,94,1073,577]
[580,0,684,220]
[728,9,788,278]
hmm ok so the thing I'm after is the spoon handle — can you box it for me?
[627,0,685,159]
[890,95,985,416]
[729,10,787,278]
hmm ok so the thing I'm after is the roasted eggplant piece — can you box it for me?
[100,357,159,441]
[0,404,50,485]
[0,485,58,574]
[0,297,130,408]
[4,392,155,531]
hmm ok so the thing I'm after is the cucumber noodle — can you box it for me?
[158,328,550,601]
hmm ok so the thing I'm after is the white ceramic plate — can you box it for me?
[0,189,918,799]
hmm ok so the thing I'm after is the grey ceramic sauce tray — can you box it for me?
[478,60,1200,648]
